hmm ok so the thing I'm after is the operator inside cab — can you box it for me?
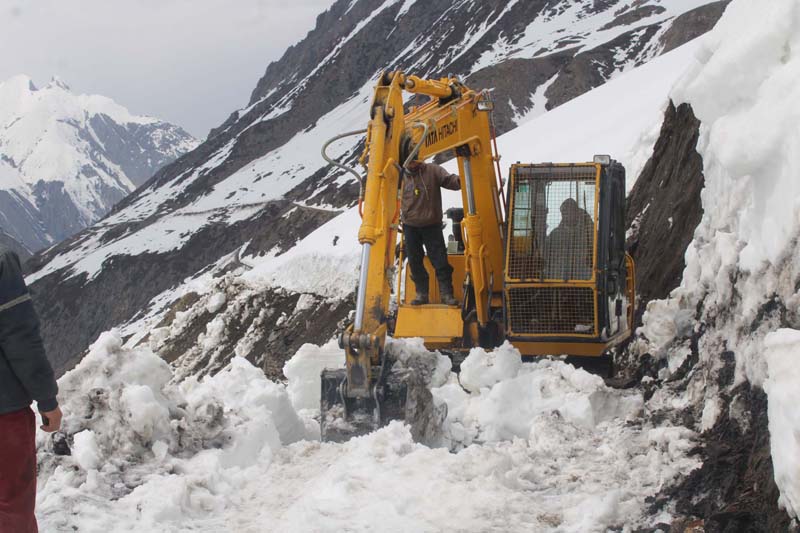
[401,157,461,306]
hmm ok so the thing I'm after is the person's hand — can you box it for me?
[40,406,62,432]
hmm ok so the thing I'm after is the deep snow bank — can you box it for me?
[434,342,644,448]
[633,0,800,520]
[37,334,699,532]
[764,329,800,519]
[36,331,314,531]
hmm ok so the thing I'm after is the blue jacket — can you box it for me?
[0,246,58,414]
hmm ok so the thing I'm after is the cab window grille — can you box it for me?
[508,286,595,336]
[509,166,596,281]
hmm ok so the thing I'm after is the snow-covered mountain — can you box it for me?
[0,75,198,251]
[29,0,800,530]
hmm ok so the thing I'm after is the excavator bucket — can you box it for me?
[319,346,446,443]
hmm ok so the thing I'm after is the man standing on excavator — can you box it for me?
[401,158,461,306]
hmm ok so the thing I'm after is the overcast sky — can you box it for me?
[0,0,335,138]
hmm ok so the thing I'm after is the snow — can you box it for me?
[36,0,800,526]
[223,38,705,304]
[205,291,227,314]
[283,340,345,411]
[471,0,711,73]
[71,430,102,471]
[0,74,172,189]
[493,39,703,191]
[639,0,800,382]
[458,341,522,393]
[26,0,706,286]
[38,334,699,532]
[37,331,313,531]
[242,205,362,299]
[512,74,558,126]
[764,329,800,519]
[434,343,644,448]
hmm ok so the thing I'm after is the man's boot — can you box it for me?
[440,285,459,306]
[411,291,429,305]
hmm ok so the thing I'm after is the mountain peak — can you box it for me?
[46,75,71,91]
[0,74,198,251]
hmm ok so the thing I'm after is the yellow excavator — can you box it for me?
[320,71,635,441]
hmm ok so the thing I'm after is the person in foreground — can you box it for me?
[401,158,461,306]
[0,246,61,533]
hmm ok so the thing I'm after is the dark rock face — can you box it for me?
[465,50,575,133]
[626,101,705,309]
[660,1,732,54]
[32,203,338,376]
[33,180,127,244]
[545,24,663,109]
[88,115,196,187]
[0,189,50,251]
[154,286,353,381]
[0,229,31,261]
[600,5,666,31]
[656,381,794,533]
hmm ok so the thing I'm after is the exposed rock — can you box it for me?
[626,101,705,310]
[546,24,663,109]
[600,5,666,31]
[660,1,732,54]
[0,229,31,261]
[656,382,795,533]
[31,203,339,376]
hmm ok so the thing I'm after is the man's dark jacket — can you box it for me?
[0,246,58,414]
[401,162,461,227]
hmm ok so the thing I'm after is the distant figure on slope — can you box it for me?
[545,198,594,280]
[401,158,461,306]
[0,246,61,533]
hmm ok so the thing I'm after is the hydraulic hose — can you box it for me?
[321,129,368,212]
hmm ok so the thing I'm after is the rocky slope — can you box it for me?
[0,75,198,251]
[621,101,794,532]
[26,0,727,376]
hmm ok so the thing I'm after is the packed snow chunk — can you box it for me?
[764,328,800,519]
[180,356,310,451]
[459,341,522,393]
[119,385,172,443]
[284,339,345,411]
[72,430,101,471]
[434,354,643,447]
[387,337,452,389]
[205,291,227,313]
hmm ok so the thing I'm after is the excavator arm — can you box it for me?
[322,71,507,441]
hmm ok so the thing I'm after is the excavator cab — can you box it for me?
[504,158,635,358]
